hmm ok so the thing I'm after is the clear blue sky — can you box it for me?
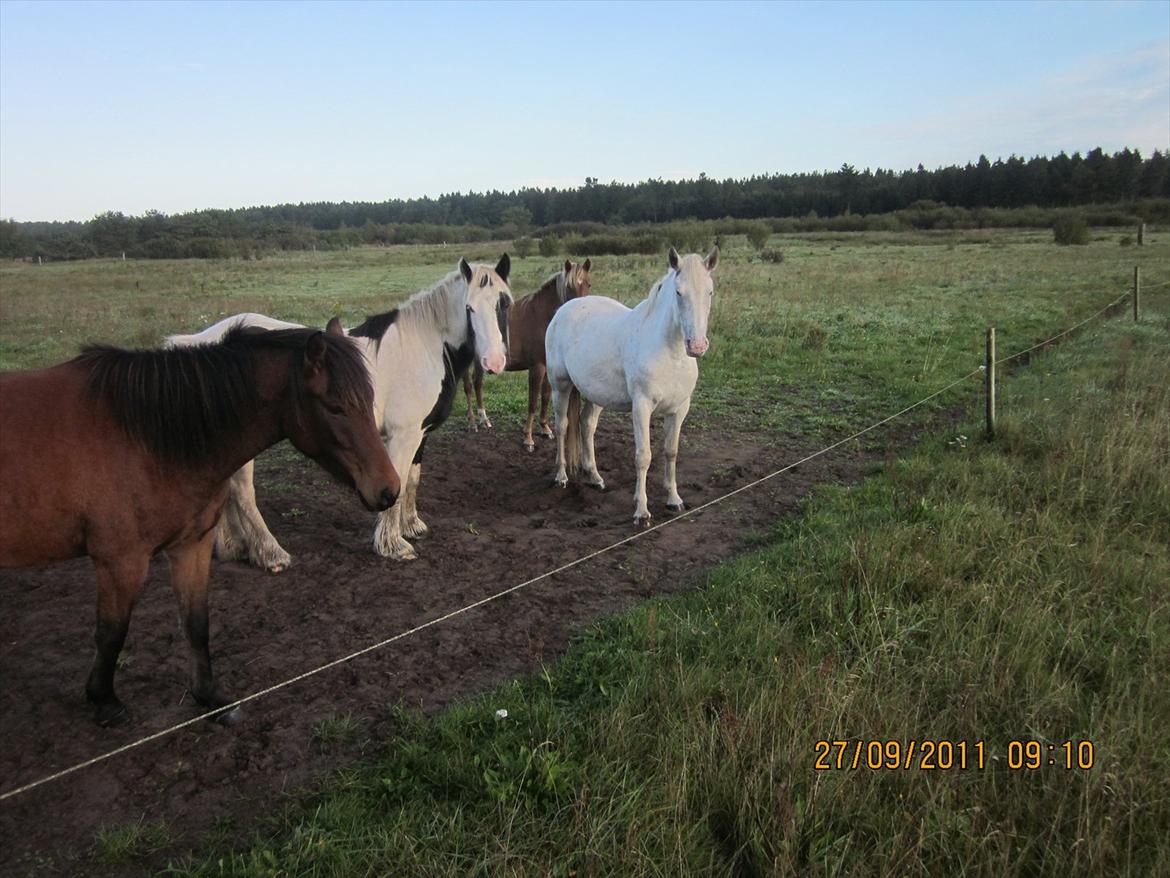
[1,0,1167,221]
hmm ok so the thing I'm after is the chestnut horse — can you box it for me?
[462,259,592,450]
[0,322,399,725]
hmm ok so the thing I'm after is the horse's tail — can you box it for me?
[564,386,582,474]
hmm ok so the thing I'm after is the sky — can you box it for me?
[1,0,1167,222]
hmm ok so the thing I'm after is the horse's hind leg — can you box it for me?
[579,399,606,490]
[539,371,554,439]
[663,399,690,513]
[86,555,151,726]
[167,531,241,725]
[523,366,543,451]
[550,382,572,488]
[215,461,291,573]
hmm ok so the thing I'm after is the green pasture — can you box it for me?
[2,229,1165,441]
[2,231,1168,876]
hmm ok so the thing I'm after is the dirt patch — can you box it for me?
[0,411,953,875]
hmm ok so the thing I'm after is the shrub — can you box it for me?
[513,236,535,258]
[745,221,771,251]
[538,235,559,257]
[760,248,785,264]
[1053,214,1091,246]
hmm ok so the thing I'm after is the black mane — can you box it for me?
[349,309,400,347]
[78,326,372,467]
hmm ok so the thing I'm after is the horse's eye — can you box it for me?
[325,403,346,416]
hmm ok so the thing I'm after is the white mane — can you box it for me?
[394,268,467,340]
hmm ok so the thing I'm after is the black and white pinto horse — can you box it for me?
[168,256,513,564]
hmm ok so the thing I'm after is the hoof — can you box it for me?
[376,539,419,561]
[210,705,245,727]
[523,440,535,452]
[403,518,430,540]
[552,477,568,489]
[468,422,479,433]
[666,501,686,514]
[633,515,652,530]
[541,426,554,439]
[253,544,292,574]
[481,419,493,430]
[586,478,606,491]
[93,700,129,728]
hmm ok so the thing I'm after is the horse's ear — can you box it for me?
[304,331,328,377]
[459,258,473,284]
[705,246,719,272]
[668,247,680,271]
[495,252,510,283]
[582,258,592,273]
[325,316,344,336]
[564,258,573,276]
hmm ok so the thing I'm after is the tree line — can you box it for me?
[2,147,1167,261]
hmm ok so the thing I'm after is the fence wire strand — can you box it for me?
[0,283,1142,803]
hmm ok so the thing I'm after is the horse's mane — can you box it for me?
[78,326,372,467]
[350,269,465,349]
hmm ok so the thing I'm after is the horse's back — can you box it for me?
[546,297,636,410]
[168,313,303,347]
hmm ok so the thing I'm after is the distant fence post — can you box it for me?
[1137,223,1145,246]
[1133,266,1140,322]
[985,327,996,440]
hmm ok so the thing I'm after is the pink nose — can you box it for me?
[482,351,506,374]
[685,337,709,358]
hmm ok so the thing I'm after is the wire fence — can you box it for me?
[0,277,1159,803]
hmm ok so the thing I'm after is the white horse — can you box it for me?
[545,246,718,527]
[168,255,513,565]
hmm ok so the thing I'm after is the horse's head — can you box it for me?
[666,246,718,358]
[459,254,512,374]
[289,320,400,511]
[562,258,593,301]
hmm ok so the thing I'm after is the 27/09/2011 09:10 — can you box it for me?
[813,739,1096,770]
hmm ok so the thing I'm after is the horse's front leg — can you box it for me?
[374,431,423,560]
[401,453,429,540]
[663,399,690,512]
[215,460,292,573]
[167,529,241,725]
[86,554,151,726]
[631,397,654,528]
[461,371,478,432]
[474,367,491,429]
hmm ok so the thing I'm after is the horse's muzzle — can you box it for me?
[685,338,710,358]
[375,488,398,511]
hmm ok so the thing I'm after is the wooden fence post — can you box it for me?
[1133,266,1140,322]
[985,327,996,440]
[1137,223,1144,246]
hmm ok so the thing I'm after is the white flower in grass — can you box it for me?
[495,709,508,721]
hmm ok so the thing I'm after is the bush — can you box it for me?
[513,236,535,258]
[538,236,559,257]
[1053,214,1091,246]
[760,248,785,264]
[745,221,771,251]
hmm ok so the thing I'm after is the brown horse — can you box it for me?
[462,259,592,450]
[0,321,399,726]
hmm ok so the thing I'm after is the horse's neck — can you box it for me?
[194,352,289,484]
[637,280,686,354]
[406,284,468,350]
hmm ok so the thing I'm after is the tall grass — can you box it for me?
[168,289,1169,876]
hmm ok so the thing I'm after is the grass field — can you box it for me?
[2,230,1168,875]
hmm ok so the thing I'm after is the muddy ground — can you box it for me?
[0,409,952,875]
